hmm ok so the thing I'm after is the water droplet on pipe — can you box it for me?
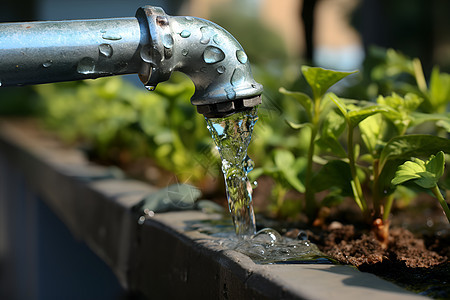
[216,66,226,74]
[236,50,248,64]
[180,30,191,38]
[42,60,52,68]
[200,26,212,44]
[102,32,122,41]
[203,46,225,64]
[98,44,113,58]
[77,57,96,74]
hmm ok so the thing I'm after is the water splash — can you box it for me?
[234,228,327,264]
[188,219,331,264]
[206,107,258,237]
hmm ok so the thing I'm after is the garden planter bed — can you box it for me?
[0,118,435,299]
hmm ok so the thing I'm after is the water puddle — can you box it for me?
[187,219,333,265]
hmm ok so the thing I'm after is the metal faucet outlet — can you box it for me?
[0,6,262,117]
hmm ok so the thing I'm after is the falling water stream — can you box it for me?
[206,107,258,237]
[205,107,329,264]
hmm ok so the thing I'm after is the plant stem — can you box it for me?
[304,126,317,219]
[383,194,395,221]
[371,159,382,218]
[412,58,428,94]
[347,124,368,213]
[431,185,450,223]
[304,97,321,219]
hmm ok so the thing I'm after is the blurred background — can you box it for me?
[2,0,450,72]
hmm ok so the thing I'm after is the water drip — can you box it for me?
[236,50,248,64]
[145,85,156,91]
[181,49,189,56]
[203,46,225,64]
[98,44,113,58]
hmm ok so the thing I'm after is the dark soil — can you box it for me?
[306,223,450,299]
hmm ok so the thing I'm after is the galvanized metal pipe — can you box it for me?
[0,6,262,117]
[0,17,142,86]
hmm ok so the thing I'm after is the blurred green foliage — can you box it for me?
[32,74,220,186]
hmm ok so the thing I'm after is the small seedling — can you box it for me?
[392,151,450,222]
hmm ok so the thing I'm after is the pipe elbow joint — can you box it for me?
[136,6,262,117]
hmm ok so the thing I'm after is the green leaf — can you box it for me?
[378,93,422,113]
[377,93,422,134]
[328,93,348,118]
[379,135,450,172]
[321,188,346,207]
[429,66,450,112]
[391,159,424,186]
[410,112,450,128]
[274,150,306,193]
[359,113,385,156]
[301,66,357,100]
[348,105,389,128]
[315,136,347,158]
[279,87,313,119]
[316,109,347,157]
[285,120,313,130]
[329,93,388,128]
[311,160,353,195]
[391,152,445,189]
[436,119,450,133]
[427,151,445,180]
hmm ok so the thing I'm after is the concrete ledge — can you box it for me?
[0,119,425,299]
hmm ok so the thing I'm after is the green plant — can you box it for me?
[34,74,220,187]
[392,151,450,222]
[279,66,357,219]
[280,65,450,244]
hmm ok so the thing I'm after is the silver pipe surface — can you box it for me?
[0,17,142,87]
[0,6,263,117]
